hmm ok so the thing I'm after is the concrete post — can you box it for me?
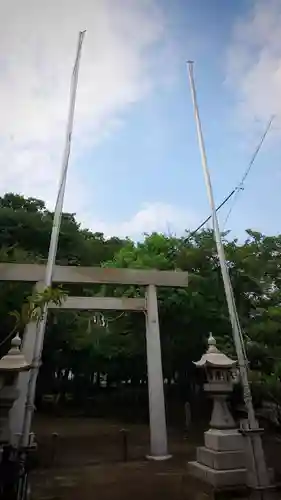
[9,282,43,447]
[145,284,170,460]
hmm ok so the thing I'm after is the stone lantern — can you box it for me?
[0,334,30,445]
[188,333,247,490]
[196,333,238,430]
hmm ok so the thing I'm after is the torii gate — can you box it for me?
[0,263,188,460]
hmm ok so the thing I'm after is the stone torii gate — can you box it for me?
[0,263,188,460]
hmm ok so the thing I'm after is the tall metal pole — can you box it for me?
[187,61,271,493]
[20,30,86,449]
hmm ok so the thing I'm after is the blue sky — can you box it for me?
[1,0,280,240]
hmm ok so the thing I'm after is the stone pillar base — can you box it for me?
[188,461,247,489]
[146,454,172,461]
[197,446,246,470]
[188,429,247,490]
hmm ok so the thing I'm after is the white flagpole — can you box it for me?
[187,61,271,494]
[20,30,86,449]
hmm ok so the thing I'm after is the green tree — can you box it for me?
[2,192,281,420]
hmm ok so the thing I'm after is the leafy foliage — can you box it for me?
[1,193,281,419]
[9,285,67,332]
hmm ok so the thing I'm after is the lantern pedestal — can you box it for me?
[0,334,31,497]
[0,334,30,446]
[189,428,247,488]
[0,385,21,444]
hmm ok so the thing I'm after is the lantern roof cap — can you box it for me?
[0,333,30,372]
[194,333,236,369]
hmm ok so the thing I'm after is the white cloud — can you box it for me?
[80,202,197,239]
[0,0,167,219]
[225,0,281,132]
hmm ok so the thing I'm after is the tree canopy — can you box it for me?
[1,192,281,421]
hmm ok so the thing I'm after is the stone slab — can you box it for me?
[0,263,189,287]
[204,429,245,452]
[188,461,247,488]
[197,446,246,470]
[185,474,250,499]
[49,296,146,311]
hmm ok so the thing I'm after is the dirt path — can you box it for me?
[32,416,198,467]
[31,461,205,500]
[30,416,201,499]
[30,416,281,500]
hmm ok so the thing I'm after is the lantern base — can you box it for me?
[197,446,246,470]
[188,429,247,490]
[204,429,245,451]
[188,461,247,489]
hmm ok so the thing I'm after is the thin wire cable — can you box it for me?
[185,189,235,241]
[107,312,125,323]
[185,115,275,241]
[223,115,275,229]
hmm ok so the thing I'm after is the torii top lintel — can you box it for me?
[0,263,188,288]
